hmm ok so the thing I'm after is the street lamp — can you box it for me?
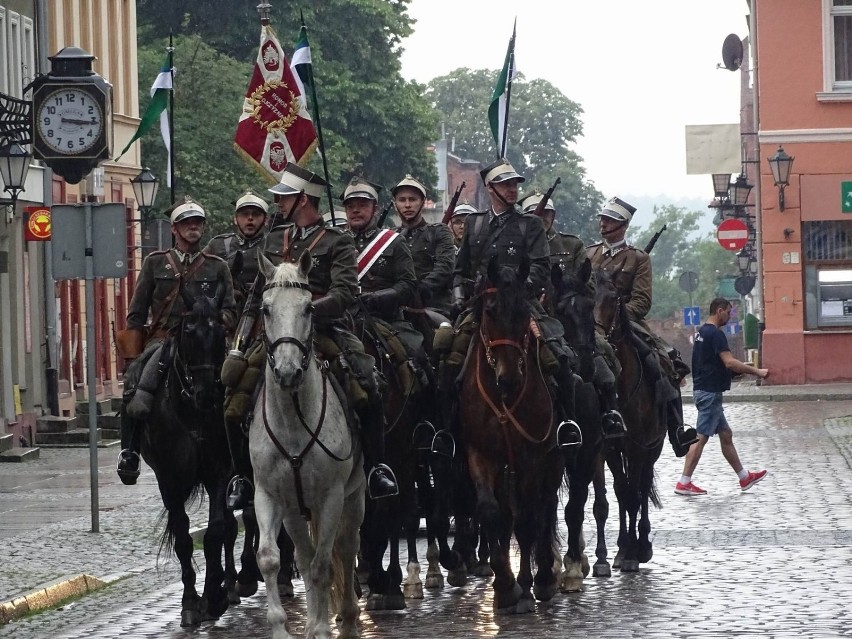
[767,145,794,212]
[748,257,758,275]
[730,173,753,208]
[0,142,32,220]
[712,173,732,199]
[130,166,159,223]
[736,246,751,273]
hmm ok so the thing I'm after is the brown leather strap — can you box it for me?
[149,251,208,330]
[284,227,327,262]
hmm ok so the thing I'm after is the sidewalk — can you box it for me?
[682,377,852,402]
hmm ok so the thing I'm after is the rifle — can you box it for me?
[440,181,467,224]
[643,224,668,254]
[532,177,561,217]
[376,201,394,229]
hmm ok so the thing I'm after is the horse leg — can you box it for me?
[364,503,391,611]
[238,505,262,597]
[159,488,201,627]
[223,506,241,604]
[592,459,612,578]
[533,454,562,603]
[620,482,641,573]
[336,486,366,639]
[513,522,536,614]
[277,526,296,598]
[403,471,424,599]
[385,522,406,610]
[254,486,294,639]
[560,474,588,592]
[637,465,657,564]
[199,481,230,622]
[428,453,460,581]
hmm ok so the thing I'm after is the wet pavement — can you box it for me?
[4,397,852,638]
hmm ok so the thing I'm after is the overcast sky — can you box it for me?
[400,0,750,201]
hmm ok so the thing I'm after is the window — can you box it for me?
[804,220,852,327]
[821,0,852,100]
[0,8,6,95]
[0,6,35,98]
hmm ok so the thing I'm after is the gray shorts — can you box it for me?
[694,389,730,437]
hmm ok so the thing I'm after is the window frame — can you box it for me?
[821,0,852,100]
[803,220,852,328]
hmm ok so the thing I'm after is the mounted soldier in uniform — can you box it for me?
[521,192,626,440]
[438,158,581,452]
[116,197,237,484]
[449,201,476,254]
[587,196,698,456]
[221,164,399,502]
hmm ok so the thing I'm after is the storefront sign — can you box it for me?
[24,207,51,241]
[842,181,852,212]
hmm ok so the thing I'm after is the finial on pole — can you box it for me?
[257,2,272,25]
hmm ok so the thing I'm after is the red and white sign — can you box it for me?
[717,218,749,251]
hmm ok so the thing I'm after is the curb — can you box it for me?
[683,392,852,403]
[0,574,107,625]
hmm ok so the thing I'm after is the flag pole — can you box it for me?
[167,32,175,204]
[300,11,336,225]
[500,19,516,159]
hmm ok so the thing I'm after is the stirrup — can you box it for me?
[367,464,399,500]
[556,420,582,449]
[430,430,456,459]
[116,449,141,485]
[226,475,254,511]
[602,409,626,439]
[412,420,437,451]
[676,425,699,447]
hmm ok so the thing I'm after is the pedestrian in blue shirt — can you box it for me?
[675,297,769,496]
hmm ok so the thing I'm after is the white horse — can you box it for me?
[251,253,366,639]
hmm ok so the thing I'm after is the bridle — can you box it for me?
[479,288,530,377]
[262,280,314,373]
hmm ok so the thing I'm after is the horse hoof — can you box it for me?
[612,553,623,570]
[424,573,444,589]
[366,594,383,611]
[473,562,494,578]
[447,568,468,588]
[200,593,229,621]
[384,593,406,610]
[403,583,423,599]
[237,580,258,598]
[620,559,640,573]
[515,594,536,614]
[593,562,612,578]
[279,580,295,598]
[533,582,557,601]
[227,586,241,605]
[181,609,201,627]
[493,582,523,613]
[638,547,653,564]
[559,576,584,593]
[580,554,591,577]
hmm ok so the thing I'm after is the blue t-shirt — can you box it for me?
[691,323,732,392]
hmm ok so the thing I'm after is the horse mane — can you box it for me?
[595,269,635,341]
[268,261,307,286]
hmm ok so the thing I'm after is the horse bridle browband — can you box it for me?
[263,280,314,372]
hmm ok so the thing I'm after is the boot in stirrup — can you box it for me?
[556,420,583,449]
[367,464,399,500]
[601,409,626,439]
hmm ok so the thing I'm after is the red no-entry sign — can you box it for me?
[717,218,749,251]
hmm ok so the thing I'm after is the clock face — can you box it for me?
[36,88,104,155]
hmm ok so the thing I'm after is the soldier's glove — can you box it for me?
[313,295,342,319]
[450,285,466,320]
[361,289,399,317]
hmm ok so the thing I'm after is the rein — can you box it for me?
[597,288,645,417]
[263,280,314,372]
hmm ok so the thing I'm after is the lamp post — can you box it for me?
[767,145,794,212]
[130,166,159,223]
[0,142,32,221]
[730,173,753,208]
[712,173,732,199]
[736,246,751,273]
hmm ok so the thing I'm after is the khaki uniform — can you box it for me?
[204,229,267,307]
[127,248,237,334]
[586,242,652,321]
[397,219,455,313]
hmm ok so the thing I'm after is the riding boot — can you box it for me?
[225,416,254,510]
[431,360,459,458]
[666,395,698,457]
[358,392,399,499]
[553,362,582,450]
[117,387,141,485]
[597,381,626,440]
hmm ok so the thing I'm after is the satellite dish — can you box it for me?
[721,34,743,71]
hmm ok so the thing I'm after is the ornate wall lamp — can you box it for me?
[0,143,32,223]
[767,145,794,212]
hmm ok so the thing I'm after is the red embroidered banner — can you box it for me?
[234,25,317,182]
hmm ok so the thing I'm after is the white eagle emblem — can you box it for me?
[262,45,280,68]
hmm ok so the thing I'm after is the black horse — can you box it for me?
[138,284,237,626]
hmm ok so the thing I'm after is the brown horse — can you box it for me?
[593,270,664,572]
[458,257,563,613]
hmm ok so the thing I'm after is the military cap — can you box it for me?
[391,175,427,199]
[169,196,206,224]
[268,163,328,198]
[600,196,636,223]
[520,192,555,214]
[234,190,269,215]
[451,201,477,218]
[341,176,381,202]
[480,158,525,185]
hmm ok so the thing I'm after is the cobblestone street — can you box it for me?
[4,400,852,638]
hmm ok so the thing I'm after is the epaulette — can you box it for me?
[201,251,226,263]
[148,249,170,256]
[587,241,603,249]
[558,231,581,239]
[324,225,347,235]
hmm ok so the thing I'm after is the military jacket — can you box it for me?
[204,229,267,303]
[453,206,550,294]
[397,218,455,309]
[587,241,652,321]
[350,218,416,304]
[127,248,237,332]
[548,231,587,281]
[264,223,357,320]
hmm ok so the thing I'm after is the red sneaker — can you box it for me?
[739,469,767,491]
[674,481,707,496]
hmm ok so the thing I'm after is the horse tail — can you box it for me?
[648,475,662,510]
[155,484,205,558]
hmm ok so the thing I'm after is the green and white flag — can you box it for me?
[291,25,312,109]
[115,55,173,184]
[488,27,517,158]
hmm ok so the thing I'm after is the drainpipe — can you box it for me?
[748,0,766,364]
[35,0,59,415]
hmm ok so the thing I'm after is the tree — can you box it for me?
[426,68,602,242]
[135,0,438,209]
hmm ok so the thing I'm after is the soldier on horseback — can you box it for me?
[448,202,476,254]
[439,158,581,451]
[587,196,698,456]
[116,197,237,484]
[222,164,399,502]
[520,192,626,440]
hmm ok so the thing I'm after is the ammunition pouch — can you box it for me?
[114,327,146,361]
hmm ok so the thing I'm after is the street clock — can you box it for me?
[30,47,112,184]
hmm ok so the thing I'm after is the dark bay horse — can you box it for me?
[593,270,664,572]
[458,258,564,613]
[138,284,236,626]
[548,261,612,590]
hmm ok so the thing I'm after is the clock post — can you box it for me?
[30,47,113,184]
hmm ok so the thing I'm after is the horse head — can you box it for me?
[259,250,314,390]
[551,259,596,383]
[593,269,625,344]
[480,256,532,399]
[178,282,227,410]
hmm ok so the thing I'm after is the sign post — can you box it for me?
[717,218,749,251]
